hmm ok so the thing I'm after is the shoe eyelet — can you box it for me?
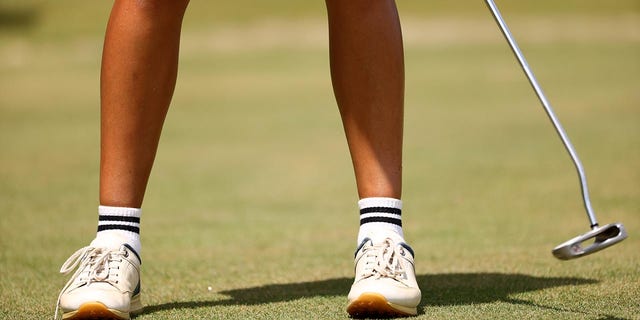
[123,251,129,258]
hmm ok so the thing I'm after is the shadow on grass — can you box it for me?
[140,272,604,317]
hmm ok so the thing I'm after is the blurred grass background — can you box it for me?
[1,0,638,319]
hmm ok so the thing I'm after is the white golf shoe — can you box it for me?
[55,244,142,319]
[347,235,421,317]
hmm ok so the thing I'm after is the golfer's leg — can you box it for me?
[56,1,189,319]
[326,1,421,317]
[101,0,190,208]
[326,0,404,200]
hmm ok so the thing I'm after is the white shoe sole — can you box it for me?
[347,292,417,318]
[61,295,143,320]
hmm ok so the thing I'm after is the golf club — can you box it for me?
[484,0,627,260]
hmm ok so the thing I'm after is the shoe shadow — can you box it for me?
[139,272,600,317]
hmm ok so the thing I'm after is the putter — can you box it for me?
[484,0,627,260]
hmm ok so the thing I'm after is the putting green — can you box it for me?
[1,1,638,319]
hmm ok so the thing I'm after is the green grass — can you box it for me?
[1,1,639,319]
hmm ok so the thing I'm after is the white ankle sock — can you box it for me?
[357,197,404,244]
[91,205,142,255]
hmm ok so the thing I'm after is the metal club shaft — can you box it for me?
[484,0,599,228]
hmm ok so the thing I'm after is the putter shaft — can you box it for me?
[484,0,598,228]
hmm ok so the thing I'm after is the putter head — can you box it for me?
[552,223,627,260]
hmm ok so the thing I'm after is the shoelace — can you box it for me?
[54,246,127,319]
[359,238,408,281]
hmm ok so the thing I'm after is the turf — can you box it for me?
[0,1,638,319]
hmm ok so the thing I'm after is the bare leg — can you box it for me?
[326,4,420,315]
[325,0,404,200]
[56,2,190,318]
[100,0,190,208]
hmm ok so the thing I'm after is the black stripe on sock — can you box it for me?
[97,224,140,234]
[360,216,402,227]
[99,215,141,223]
[360,207,401,216]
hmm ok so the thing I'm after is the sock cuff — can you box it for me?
[95,206,143,254]
[357,198,404,245]
[99,205,142,218]
[358,197,402,227]
[358,197,402,210]
[98,206,141,235]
